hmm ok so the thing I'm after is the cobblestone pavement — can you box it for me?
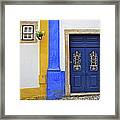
[61,94,100,100]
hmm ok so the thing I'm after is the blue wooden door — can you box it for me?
[70,34,100,93]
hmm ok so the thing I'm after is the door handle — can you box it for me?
[70,61,72,64]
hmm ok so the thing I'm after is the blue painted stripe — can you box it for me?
[48,20,60,70]
[47,20,65,100]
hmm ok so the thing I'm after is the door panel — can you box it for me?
[85,48,100,92]
[86,48,100,75]
[70,48,85,93]
[86,75,100,92]
[72,76,85,92]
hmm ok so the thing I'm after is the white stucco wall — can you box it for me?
[60,20,100,71]
[20,43,39,88]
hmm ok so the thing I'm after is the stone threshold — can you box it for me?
[61,93,100,100]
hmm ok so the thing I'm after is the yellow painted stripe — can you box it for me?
[20,87,42,100]
[39,20,48,98]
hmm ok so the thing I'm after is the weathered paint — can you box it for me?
[20,87,41,100]
[39,20,48,99]
[47,20,65,100]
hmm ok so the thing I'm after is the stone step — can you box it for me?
[61,94,100,100]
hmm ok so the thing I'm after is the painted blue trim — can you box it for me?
[47,71,65,100]
[47,20,65,100]
[48,20,60,70]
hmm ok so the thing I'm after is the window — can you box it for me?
[73,50,81,71]
[20,21,38,43]
[90,51,98,71]
[22,25,34,40]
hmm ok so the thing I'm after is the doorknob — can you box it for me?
[70,61,72,63]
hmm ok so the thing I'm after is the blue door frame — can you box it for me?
[69,34,100,93]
